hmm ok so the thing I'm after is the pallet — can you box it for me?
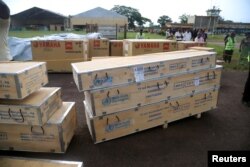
[0,102,76,153]
[72,50,216,91]
[0,62,48,99]
[85,88,219,144]
[85,66,222,116]
[0,87,62,125]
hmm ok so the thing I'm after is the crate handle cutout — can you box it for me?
[148,65,159,71]
[31,126,44,135]
[8,109,24,123]
[204,92,212,99]
[157,81,169,89]
[94,72,110,86]
[106,115,120,125]
[207,71,216,80]
[107,89,120,98]
[170,101,180,110]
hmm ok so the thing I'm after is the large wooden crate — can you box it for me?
[189,46,215,52]
[123,39,177,56]
[0,102,76,153]
[0,87,62,126]
[85,88,219,143]
[0,62,48,99]
[72,50,216,91]
[31,40,89,61]
[85,66,222,116]
[88,39,109,58]
[177,41,206,50]
[45,58,86,73]
[0,156,83,167]
[109,40,123,56]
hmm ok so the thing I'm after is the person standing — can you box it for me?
[136,29,145,39]
[174,29,183,41]
[0,0,12,61]
[223,32,236,63]
[240,32,250,106]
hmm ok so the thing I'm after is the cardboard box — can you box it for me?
[0,156,83,167]
[31,40,89,61]
[85,88,219,143]
[89,39,109,58]
[0,87,62,126]
[0,102,76,153]
[85,66,222,116]
[189,46,215,52]
[177,41,206,50]
[45,58,86,73]
[72,50,216,91]
[123,39,177,56]
[109,40,123,56]
[0,62,48,99]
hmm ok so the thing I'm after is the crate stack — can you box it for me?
[72,50,222,144]
[0,61,76,153]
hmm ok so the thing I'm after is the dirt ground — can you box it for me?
[0,69,249,167]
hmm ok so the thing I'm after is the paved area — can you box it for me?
[0,70,249,167]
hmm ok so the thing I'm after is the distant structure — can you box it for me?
[11,7,68,31]
[70,7,128,39]
[187,6,220,32]
[166,6,250,34]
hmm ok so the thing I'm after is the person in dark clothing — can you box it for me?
[241,32,250,107]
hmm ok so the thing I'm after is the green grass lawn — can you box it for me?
[8,30,248,70]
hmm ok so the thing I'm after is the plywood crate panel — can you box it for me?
[72,50,216,91]
[0,156,83,167]
[88,39,109,58]
[85,66,222,116]
[189,46,215,52]
[0,102,76,153]
[123,39,177,56]
[85,88,219,143]
[177,41,206,50]
[0,87,62,125]
[31,40,89,61]
[0,62,48,99]
[109,40,123,56]
[45,58,86,73]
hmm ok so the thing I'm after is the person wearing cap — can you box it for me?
[223,32,236,63]
[240,32,250,106]
[0,0,12,61]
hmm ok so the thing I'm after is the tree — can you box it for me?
[157,15,172,27]
[179,14,189,24]
[111,5,151,29]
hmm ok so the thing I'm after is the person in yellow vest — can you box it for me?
[241,32,250,106]
[223,32,236,63]
[0,0,12,61]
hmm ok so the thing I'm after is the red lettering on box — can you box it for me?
[94,40,100,47]
[65,42,73,50]
[163,43,169,50]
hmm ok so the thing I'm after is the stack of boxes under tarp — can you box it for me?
[72,50,222,143]
[0,62,76,153]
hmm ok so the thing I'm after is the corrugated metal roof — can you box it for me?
[73,7,127,19]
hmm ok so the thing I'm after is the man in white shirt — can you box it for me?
[0,0,12,61]
[183,29,192,41]
[174,29,183,41]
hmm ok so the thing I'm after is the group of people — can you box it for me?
[165,28,207,42]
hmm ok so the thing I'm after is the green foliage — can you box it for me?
[111,5,151,29]
[179,14,189,24]
[157,15,172,27]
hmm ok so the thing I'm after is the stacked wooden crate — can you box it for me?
[0,62,76,153]
[72,50,221,143]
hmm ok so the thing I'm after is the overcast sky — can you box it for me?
[4,0,250,24]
